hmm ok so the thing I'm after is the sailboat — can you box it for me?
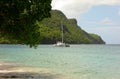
[54,22,70,47]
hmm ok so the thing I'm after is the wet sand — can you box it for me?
[0,62,69,79]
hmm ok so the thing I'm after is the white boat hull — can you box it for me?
[54,42,70,47]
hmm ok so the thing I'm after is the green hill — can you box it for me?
[37,10,105,44]
[0,10,105,44]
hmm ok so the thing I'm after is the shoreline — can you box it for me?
[0,61,69,79]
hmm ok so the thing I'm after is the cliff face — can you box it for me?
[38,10,105,44]
[0,10,105,44]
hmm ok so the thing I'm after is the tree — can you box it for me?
[0,0,52,47]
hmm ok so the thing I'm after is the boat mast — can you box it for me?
[61,21,64,43]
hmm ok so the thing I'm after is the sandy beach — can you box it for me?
[0,62,69,79]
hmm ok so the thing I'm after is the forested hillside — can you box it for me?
[0,10,105,44]
[37,10,105,44]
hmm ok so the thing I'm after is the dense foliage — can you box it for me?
[0,0,52,47]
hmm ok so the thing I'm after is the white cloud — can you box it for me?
[101,17,114,25]
[52,0,120,18]
[80,16,120,25]
[101,17,120,26]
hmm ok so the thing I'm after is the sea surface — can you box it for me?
[0,44,120,79]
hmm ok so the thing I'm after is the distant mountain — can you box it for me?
[0,10,105,44]
[37,10,105,44]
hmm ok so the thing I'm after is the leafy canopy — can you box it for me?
[0,0,52,47]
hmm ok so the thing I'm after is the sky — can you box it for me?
[51,0,120,44]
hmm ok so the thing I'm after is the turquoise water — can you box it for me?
[0,44,120,79]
